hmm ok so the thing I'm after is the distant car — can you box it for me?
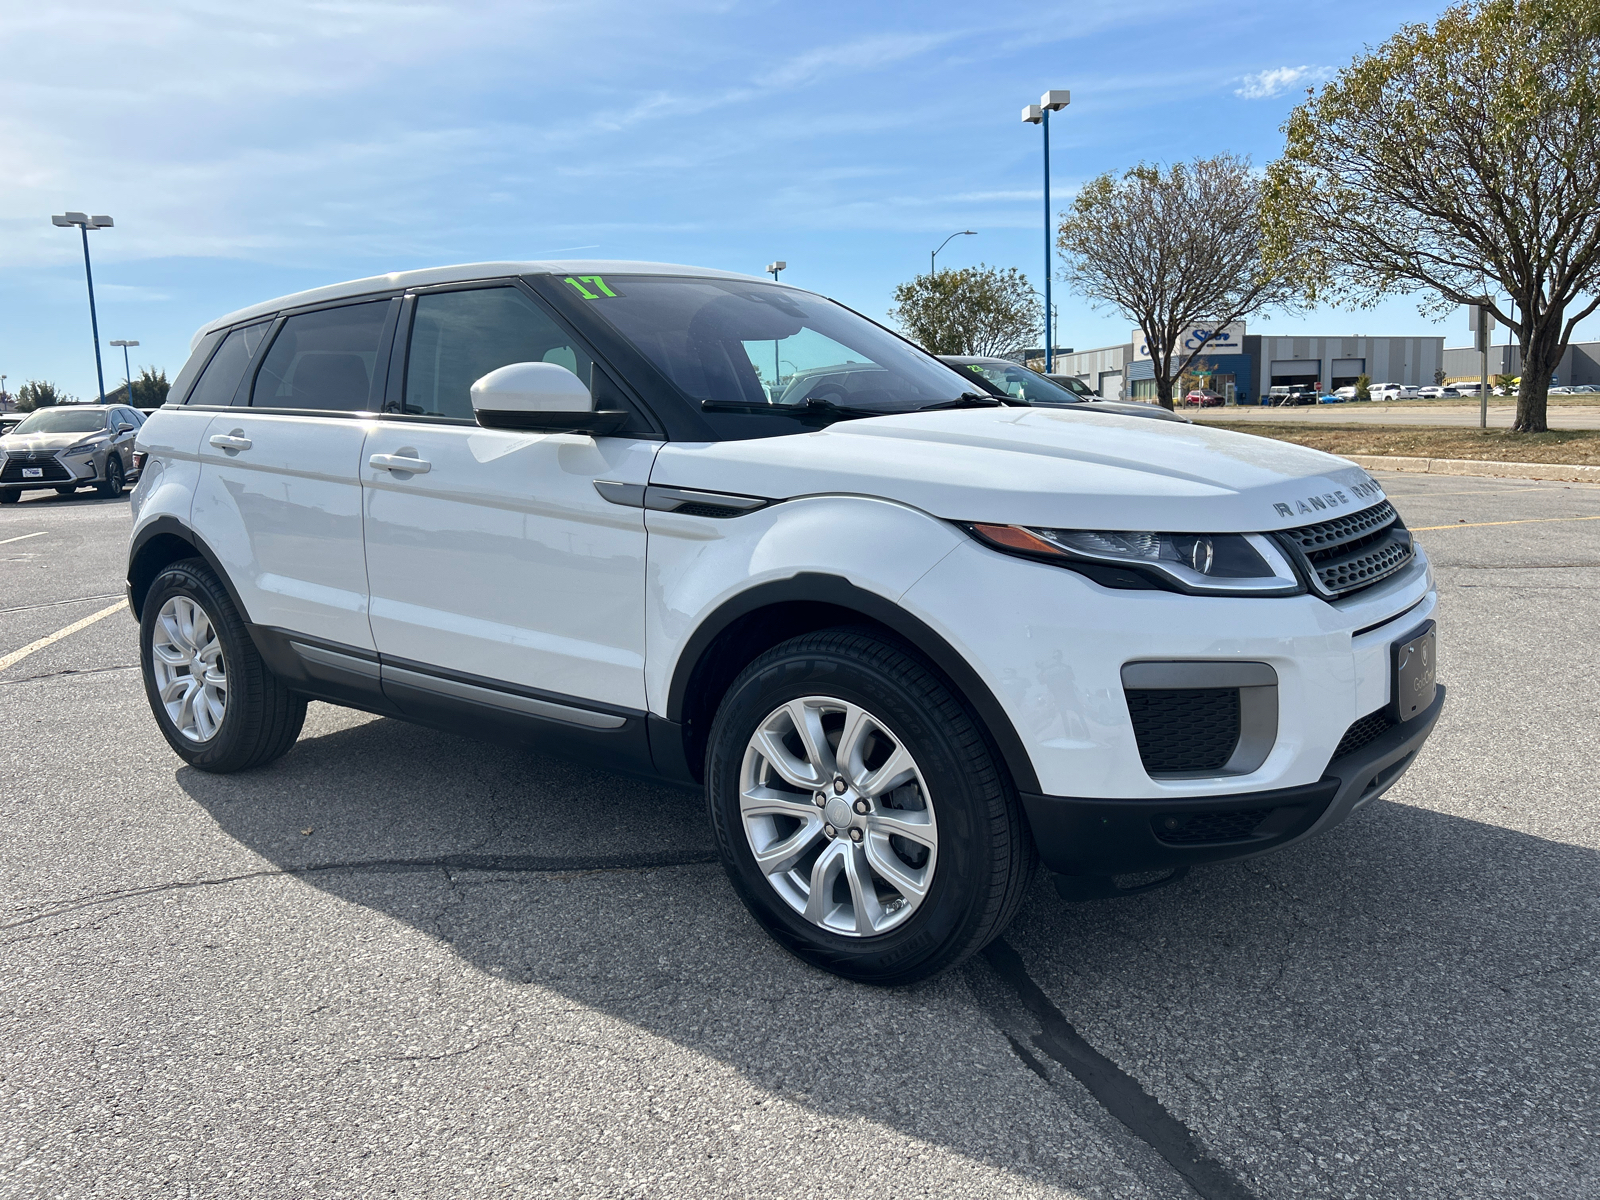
[1268,385,1317,406]
[1415,386,1462,399]
[1368,383,1419,401]
[0,403,145,503]
[1333,386,1360,401]
[1317,392,1345,404]
[1183,389,1224,407]
[937,357,1191,422]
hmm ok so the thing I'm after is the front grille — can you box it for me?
[1333,708,1395,760]
[1153,808,1272,844]
[1126,687,1240,775]
[0,452,71,484]
[1278,500,1414,598]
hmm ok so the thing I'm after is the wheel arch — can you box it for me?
[128,516,249,623]
[665,573,1041,793]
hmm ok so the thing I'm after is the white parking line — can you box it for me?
[0,531,47,546]
[0,600,127,673]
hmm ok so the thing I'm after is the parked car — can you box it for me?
[1183,389,1224,407]
[0,403,144,503]
[1333,386,1361,401]
[938,356,1191,422]
[1368,383,1419,401]
[1414,386,1462,399]
[1316,392,1345,404]
[1268,385,1317,406]
[127,260,1444,984]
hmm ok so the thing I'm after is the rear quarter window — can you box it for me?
[184,321,271,407]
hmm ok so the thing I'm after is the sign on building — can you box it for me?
[1132,322,1247,361]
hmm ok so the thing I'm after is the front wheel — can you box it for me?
[707,629,1035,985]
[139,558,306,772]
[97,456,124,498]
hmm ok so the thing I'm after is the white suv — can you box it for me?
[127,262,1444,983]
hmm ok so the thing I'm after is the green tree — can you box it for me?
[1057,153,1300,410]
[1262,0,1600,432]
[130,367,169,408]
[889,265,1041,358]
[16,380,75,412]
[1356,373,1372,400]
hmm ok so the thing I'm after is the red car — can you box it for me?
[1184,389,1224,407]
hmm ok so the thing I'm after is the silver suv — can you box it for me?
[0,404,144,503]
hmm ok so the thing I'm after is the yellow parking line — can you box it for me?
[1410,515,1600,532]
[0,531,47,546]
[0,600,127,673]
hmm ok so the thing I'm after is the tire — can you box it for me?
[139,558,306,773]
[707,628,1035,985]
[0,490,16,505]
[96,456,124,498]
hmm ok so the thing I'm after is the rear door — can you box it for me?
[361,283,658,713]
[191,298,397,652]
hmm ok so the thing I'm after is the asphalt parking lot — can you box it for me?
[3,473,1598,1199]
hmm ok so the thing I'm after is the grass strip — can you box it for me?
[1205,422,1600,467]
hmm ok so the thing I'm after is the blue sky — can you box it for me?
[2,0,1573,399]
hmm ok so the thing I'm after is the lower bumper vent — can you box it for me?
[1126,687,1241,774]
[1153,808,1272,844]
[1333,709,1395,760]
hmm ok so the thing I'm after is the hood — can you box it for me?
[651,407,1385,533]
[0,432,105,453]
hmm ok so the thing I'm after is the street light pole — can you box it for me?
[110,339,140,404]
[930,230,976,275]
[765,262,787,388]
[1023,91,1069,373]
[52,212,115,403]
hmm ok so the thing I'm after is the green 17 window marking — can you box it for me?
[564,276,622,300]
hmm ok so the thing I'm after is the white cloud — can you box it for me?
[1234,64,1333,100]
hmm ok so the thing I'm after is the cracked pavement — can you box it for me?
[2,475,1598,1198]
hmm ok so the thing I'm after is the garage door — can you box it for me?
[1270,359,1320,380]
[1098,370,1123,400]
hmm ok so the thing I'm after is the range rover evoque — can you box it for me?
[126,261,1444,984]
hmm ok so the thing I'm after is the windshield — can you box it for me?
[10,408,106,435]
[562,276,976,422]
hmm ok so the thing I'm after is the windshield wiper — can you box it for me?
[915,391,1007,412]
[700,397,887,421]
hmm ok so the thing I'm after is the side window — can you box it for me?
[252,301,390,412]
[402,288,594,420]
[184,321,270,407]
[169,331,223,405]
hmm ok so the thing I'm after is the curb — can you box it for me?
[1344,454,1600,484]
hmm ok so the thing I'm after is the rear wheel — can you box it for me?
[96,456,124,498]
[707,629,1035,985]
[140,559,306,772]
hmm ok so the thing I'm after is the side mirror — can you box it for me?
[469,362,628,434]
[116,423,134,434]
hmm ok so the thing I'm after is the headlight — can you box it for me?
[65,441,105,456]
[965,524,1304,596]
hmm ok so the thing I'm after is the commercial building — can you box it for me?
[1441,340,1600,386]
[1054,327,1445,403]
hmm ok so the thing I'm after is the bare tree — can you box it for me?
[1262,0,1600,432]
[1058,153,1297,409]
[890,265,1041,357]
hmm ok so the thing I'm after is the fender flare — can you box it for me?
[127,516,251,623]
[665,572,1041,795]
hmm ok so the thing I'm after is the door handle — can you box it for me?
[208,433,252,452]
[369,453,432,475]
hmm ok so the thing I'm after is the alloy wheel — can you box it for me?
[739,696,938,937]
[151,596,228,742]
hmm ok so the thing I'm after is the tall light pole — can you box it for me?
[930,230,976,275]
[765,262,787,389]
[52,212,115,403]
[1022,90,1069,372]
[110,339,140,404]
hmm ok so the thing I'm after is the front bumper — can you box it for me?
[1021,684,1446,878]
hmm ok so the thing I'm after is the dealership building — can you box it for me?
[1053,326,1445,403]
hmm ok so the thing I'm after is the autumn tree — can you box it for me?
[1058,153,1298,410]
[1262,0,1600,432]
[889,265,1041,357]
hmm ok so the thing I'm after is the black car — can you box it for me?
[938,357,1190,422]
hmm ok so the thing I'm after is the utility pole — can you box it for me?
[1022,90,1069,372]
[1470,299,1492,428]
[52,212,115,403]
[111,340,140,404]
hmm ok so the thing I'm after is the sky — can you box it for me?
[2,0,1582,399]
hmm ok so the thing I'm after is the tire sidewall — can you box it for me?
[707,635,1002,983]
[140,562,250,768]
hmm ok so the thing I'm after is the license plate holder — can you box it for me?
[1391,620,1437,722]
[21,467,43,479]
